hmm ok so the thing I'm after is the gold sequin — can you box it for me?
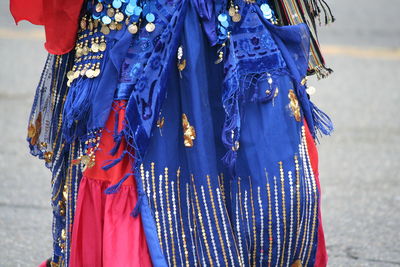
[156,116,165,129]
[177,59,186,71]
[128,23,139,34]
[145,22,156,32]
[291,259,303,267]
[95,3,103,12]
[288,89,301,121]
[182,114,196,147]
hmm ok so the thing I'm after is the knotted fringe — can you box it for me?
[131,191,145,217]
[63,78,95,143]
[110,106,124,155]
[102,150,128,171]
[104,171,134,194]
[310,101,333,136]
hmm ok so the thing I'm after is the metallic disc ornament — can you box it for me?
[128,23,138,34]
[232,13,241,22]
[114,12,124,22]
[228,7,235,16]
[91,43,99,53]
[99,42,107,51]
[95,3,103,12]
[107,8,116,18]
[145,22,155,32]
[101,25,110,35]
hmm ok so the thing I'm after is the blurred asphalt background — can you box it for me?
[0,0,399,266]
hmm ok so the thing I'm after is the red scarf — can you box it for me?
[10,0,84,55]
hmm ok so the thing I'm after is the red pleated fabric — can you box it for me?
[304,122,328,267]
[70,101,153,267]
[10,0,83,54]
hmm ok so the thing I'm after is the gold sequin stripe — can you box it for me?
[216,187,240,267]
[208,175,229,266]
[235,193,245,265]
[176,169,190,267]
[257,186,265,265]
[273,176,281,266]
[243,189,252,260]
[171,179,184,266]
[264,170,273,267]
[186,183,199,266]
[165,168,177,266]
[237,177,248,264]
[248,176,257,267]
[278,162,287,267]
[50,56,61,111]
[140,164,147,201]
[293,155,302,256]
[287,171,295,264]
[298,137,312,262]
[219,173,226,202]
[300,130,315,262]
[159,173,171,265]
[302,130,319,266]
[200,185,220,266]
[191,175,214,266]
[145,169,152,209]
[63,142,76,264]
[151,163,163,250]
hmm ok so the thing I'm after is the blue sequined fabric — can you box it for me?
[28,0,332,266]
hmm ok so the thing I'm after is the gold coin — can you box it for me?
[80,19,87,30]
[75,47,83,58]
[93,69,101,77]
[67,71,75,80]
[101,25,110,35]
[82,46,89,55]
[95,2,103,12]
[229,7,235,16]
[109,21,116,30]
[145,22,155,33]
[73,70,80,79]
[80,155,91,165]
[114,12,124,22]
[85,69,94,78]
[128,24,138,34]
[232,13,241,22]
[107,8,115,18]
[116,23,122,30]
[91,43,99,53]
[27,124,36,138]
[99,42,107,51]
[88,21,94,31]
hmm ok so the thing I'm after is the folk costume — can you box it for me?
[11,0,334,266]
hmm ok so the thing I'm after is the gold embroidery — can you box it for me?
[182,114,196,147]
[291,259,303,267]
[288,89,301,121]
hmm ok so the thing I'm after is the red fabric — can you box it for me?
[10,0,84,55]
[70,101,153,267]
[304,122,328,267]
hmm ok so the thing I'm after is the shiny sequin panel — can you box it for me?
[139,127,320,267]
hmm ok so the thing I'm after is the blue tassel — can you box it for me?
[102,151,127,170]
[104,172,134,194]
[109,134,122,155]
[130,192,144,217]
[310,101,334,136]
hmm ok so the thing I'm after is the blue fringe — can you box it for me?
[102,150,127,170]
[131,192,145,217]
[104,172,134,194]
[310,101,334,136]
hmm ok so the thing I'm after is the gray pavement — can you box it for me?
[0,0,399,266]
